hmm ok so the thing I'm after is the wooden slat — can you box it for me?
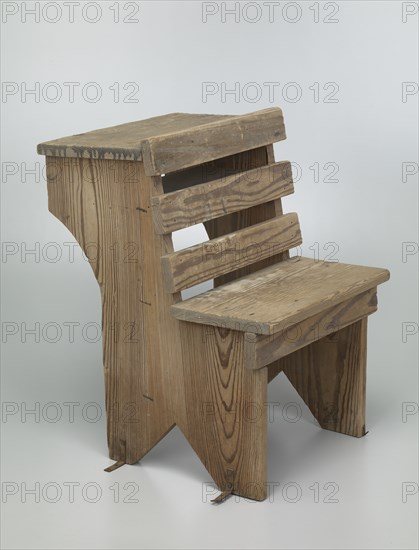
[244,287,378,369]
[142,108,286,176]
[204,144,290,286]
[161,145,270,194]
[152,161,293,234]
[170,257,390,334]
[162,213,301,293]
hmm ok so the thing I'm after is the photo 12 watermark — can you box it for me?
[1,81,140,104]
[1,320,145,344]
[1,241,141,264]
[201,399,305,425]
[202,480,340,503]
[401,2,419,23]
[402,162,418,183]
[402,402,418,423]
[402,482,418,503]
[401,242,418,263]
[1,400,152,425]
[2,401,103,424]
[2,481,140,504]
[401,322,418,343]
[202,81,340,104]
[201,2,340,24]
[401,82,418,103]
[1,1,141,24]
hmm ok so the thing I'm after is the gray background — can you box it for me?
[1,1,418,549]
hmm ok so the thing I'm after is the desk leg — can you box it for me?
[280,318,368,437]
[179,322,268,501]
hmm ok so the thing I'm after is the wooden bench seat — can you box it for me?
[171,257,389,335]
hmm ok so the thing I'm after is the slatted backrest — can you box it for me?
[149,108,302,294]
[152,161,293,234]
[142,107,286,176]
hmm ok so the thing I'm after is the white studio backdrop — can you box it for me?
[1,2,418,550]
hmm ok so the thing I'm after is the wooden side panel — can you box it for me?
[162,213,301,293]
[46,157,186,463]
[179,322,268,500]
[279,318,368,437]
[142,107,286,175]
[152,161,293,234]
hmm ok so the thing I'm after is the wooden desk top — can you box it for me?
[37,108,286,175]
[37,112,232,161]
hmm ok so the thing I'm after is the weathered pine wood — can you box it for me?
[38,113,232,161]
[170,257,390,334]
[46,157,186,463]
[161,146,273,193]
[152,161,293,234]
[267,363,283,383]
[141,107,286,175]
[179,322,268,500]
[44,142,290,500]
[162,213,301,293]
[244,287,378,369]
[204,144,290,286]
[279,318,369,437]
[41,107,390,502]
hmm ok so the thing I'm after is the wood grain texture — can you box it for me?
[46,157,186,463]
[162,213,301,293]
[152,161,293,234]
[170,257,390,334]
[38,113,232,161]
[141,107,286,175]
[279,318,369,437]
[245,287,378,369]
[161,145,289,286]
[267,362,283,383]
[204,144,290,286]
[41,107,391,501]
[179,322,268,500]
[43,141,290,500]
[160,146,270,193]
[45,153,270,499]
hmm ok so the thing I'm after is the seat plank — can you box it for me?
[170,257,390,335]
[161,213,301,292]
[152,161,293,234]
[244,287,378,369]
